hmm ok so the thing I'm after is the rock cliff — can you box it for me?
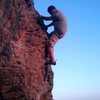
[0,0,53,100]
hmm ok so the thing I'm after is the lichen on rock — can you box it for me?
[0,0,54,100]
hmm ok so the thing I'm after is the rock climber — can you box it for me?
[41,5,67,65]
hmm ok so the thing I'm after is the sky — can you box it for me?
[34,0,100,100]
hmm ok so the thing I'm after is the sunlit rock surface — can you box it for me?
[0,0,53,100]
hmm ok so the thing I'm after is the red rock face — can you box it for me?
[0,0,53,100]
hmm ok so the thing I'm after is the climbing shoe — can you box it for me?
[45,59,56,65]
[50,61,56,65]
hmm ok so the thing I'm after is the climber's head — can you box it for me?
[48,5,57,15]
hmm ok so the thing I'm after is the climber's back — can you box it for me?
[52,10,67,36]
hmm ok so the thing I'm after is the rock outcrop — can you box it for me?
[0,0,53,100]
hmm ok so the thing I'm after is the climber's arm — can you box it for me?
[41,16,54,21]
[47,22,54,27]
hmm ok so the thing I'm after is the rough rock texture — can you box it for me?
[0,0,53,100]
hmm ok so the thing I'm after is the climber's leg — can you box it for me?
[47,31,59,65]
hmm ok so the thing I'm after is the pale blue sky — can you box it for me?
[34,0,100,100]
